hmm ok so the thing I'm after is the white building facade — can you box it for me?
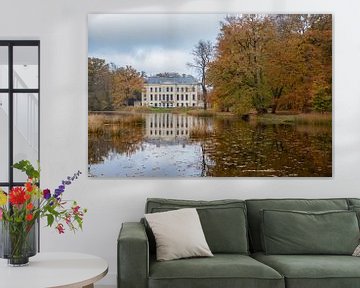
[141,73,203,108]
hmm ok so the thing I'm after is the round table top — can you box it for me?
[0,252,108,288]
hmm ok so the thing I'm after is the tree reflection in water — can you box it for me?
[88,113,332,177]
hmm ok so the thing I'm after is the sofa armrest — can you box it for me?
[118,222,149,288]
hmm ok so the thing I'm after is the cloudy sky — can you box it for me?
[88,14,227,76]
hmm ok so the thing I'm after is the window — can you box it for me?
[192,86,195,92]
[186,94,188,101]
[192,94,195,100]
[155,87,157,92]
[150,87,153,92]
[0,40,40,189]
[166,87,169,92]
[150,94,153,101]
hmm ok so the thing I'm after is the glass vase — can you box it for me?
[0,220,37,266]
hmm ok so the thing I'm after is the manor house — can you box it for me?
[141,73,203,108]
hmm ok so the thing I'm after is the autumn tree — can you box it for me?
[208,15,274,115]
[187,40,214,110]
[88,57,112,111]
[111,65,144,108]
[208,14,332,115]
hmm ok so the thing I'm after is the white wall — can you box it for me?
[1,0,360,285]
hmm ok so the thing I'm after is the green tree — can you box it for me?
[88,57,112,111]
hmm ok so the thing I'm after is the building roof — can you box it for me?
[145,73,199,85]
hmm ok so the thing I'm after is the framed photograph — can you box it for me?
[88,13,332,177]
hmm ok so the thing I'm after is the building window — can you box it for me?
[185,87,189,92]
[181,87,184,92]
[177,87,179,92]
[192,86,195,92]
[155,87,157,92]
[181,94,184,101]
[170,87,173,92]
[150,87,153,92]
[150,94,153,101]
[185,94,188,101]
[0,40,40,192]
[192,94,195,100]
[159,87,161,92]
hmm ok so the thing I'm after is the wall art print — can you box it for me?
[88,13,332,177]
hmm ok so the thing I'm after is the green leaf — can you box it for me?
[12,160,40,180]
[47,214,54,227]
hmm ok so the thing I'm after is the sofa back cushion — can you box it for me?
[246,198,349,252]
[261,209,359,255]
[145,198,249,254]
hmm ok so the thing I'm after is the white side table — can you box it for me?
[0,252,108,288]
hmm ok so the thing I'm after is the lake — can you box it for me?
[88,112,332,177]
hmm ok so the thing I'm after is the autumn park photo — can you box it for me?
[88,14,332,177]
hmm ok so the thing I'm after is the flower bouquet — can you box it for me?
[0,160,87,266]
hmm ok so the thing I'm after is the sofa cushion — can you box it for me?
[349,205,360,228]
[246,198,349,252]
[145,208,213,261]
[146,198,249,254]
[347,198,360,207]
[149,254,284,288]
[261,209,359,255]
[252,252,360,288]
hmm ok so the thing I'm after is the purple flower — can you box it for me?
[43,189,51,200]
[54,171,82,199]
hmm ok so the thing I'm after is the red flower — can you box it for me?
[72,205,80,215]
[9,187,26,205]
[24,193,31,200]
[26,203,34,210]
[26,214,33,221]
[56,223,65,234]
[25,182,33,192]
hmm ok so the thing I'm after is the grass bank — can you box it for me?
[88,113,144,135]
[252,112,332,125]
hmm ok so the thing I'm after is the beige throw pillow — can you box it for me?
[353,244,360,256]
[145,208,213,261]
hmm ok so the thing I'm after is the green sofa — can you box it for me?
[118,198,360,288]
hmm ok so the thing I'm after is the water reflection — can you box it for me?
[88,112,332,177]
